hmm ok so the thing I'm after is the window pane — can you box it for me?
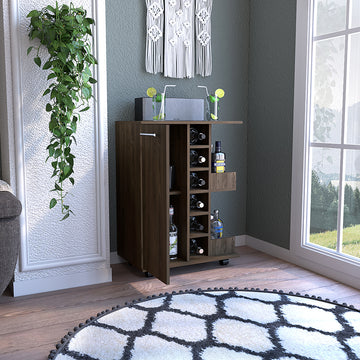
[311,37,345,144]
[350,0,360,28]
[345,33,360,145]
[342,150,360,259]
[314,0,347,37]
[309,148,340,251]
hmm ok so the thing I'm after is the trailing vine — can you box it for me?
[27,2,97,220]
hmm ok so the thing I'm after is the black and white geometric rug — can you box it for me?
[49,288,360,360]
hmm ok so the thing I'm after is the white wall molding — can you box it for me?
[245,235,360,290]
[110,251,126,265]
[8,0,28,272]
[2,0,111,296]
[13,267,112,297]
[235,235,246,247]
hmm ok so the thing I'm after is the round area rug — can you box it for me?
[49,288,360,360]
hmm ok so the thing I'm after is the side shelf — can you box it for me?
[210,172,236,192]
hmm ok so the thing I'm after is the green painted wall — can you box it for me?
[0,1,298,252]
[246,0,296,249]
[106,1,249,251]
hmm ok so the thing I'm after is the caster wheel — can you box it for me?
[219,259,229,266]
[144,271,153,278]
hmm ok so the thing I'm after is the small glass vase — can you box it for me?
[207,95,220,121]
[152,94,166,121]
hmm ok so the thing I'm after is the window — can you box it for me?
[307,0,360,261]
[291,0,360,284]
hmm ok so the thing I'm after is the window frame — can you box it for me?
[290,0,360,284]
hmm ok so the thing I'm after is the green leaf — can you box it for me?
[63,75,73,83]
[76,15,83,24]
[58,52,67,64]
[46,103,52,112]
[27,10,40,18]
[30,30,40,40]
[55,183,62,191]
[69,177,75,185]
[61,213,70,221]
[64,165,71,177]
[50,198,57,209]
[79,106,89,113]
[43,61,52,70]
[43,88,51,96]
[47,73,57,80]
[53,128,62,137]
[82,72,90,82]
[81,86,91,100]
[50,89,58,100]
[54,148,62,158]
[49,119,57,132]
[89,77,97,84]
[57,84,68,93]
[34,56,41,67]
[48,146,55,157]
[71,121,77,133]
[27,46,33,55]
[46,5,56,13]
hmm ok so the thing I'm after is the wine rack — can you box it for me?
[116,120,242,284]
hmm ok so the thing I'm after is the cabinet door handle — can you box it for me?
[140,132,157,137]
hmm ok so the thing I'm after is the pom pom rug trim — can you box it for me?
[48,288,360,360]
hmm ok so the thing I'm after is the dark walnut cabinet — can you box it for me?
[116,121,241,284]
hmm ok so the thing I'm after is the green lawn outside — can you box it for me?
[310,224,360,258]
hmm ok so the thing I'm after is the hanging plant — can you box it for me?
[27,2,97,220]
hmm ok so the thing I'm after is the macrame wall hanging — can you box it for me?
[145,0,164,74]
[145,0,213,78]
[164,0,195,78]
[195,0,213,76]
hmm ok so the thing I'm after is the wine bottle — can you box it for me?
[190,216,204,232]
[211,209,223,239]
[190,239,204,255]
[190,194,205,209]
[190,150,206,167]
[190,172,206,188]
[190,127,206,145]
[211,140,226,173]
[169,205,178,259]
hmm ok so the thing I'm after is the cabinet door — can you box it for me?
[141,124,170,284]
[116,122,142,269]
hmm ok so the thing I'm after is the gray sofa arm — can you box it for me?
[0,191,22,219]
[0,181,22,295]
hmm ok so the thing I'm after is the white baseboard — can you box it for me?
[13,268,112,297]
[235,235,247,247]
[245,235,291,259]
[110,251,126,265]
[245,235,360,291]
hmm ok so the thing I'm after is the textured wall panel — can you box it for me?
[2,0,111,293]
[18,0,98,266]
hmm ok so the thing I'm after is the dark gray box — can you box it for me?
[135,97,204,121]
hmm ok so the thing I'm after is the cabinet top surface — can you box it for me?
[117,120,243,125]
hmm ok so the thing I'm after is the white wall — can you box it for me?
[1,0,111,296]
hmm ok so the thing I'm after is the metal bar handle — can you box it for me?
[140,132,157,137]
